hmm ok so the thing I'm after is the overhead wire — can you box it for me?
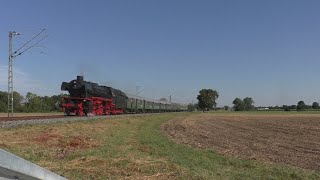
[14,34,48,58]
[14,29,46,54]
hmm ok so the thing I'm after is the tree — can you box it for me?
[193,103,200,111]
[187,103,195,112]
[232,97,255,111]
[283,105,290,111]
[13,91,24,112]
[297,101,306,111]
[24,92,42,112]
[0,91,8,112]
[0,91,24,112]
[159,97,168,102]
[290,105,297,110]
[50,94,65,111]
[197,89,219,112]
[233,98,244,111]
[0,90,64,113]
[224,105,229,111]
[312,102,319,109]
[25,92,37,104]
[243,97,255,110]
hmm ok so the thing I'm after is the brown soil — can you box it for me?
[32,128,100,159]
[33,130,97,148]
[163,113,320,170]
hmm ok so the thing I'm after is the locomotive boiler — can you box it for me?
[61,76,127,115]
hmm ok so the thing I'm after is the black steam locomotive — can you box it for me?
[60,76,187,116]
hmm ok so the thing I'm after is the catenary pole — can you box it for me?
[7,31,19,117]
[7,29,47,117]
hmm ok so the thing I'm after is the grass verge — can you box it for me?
[0,112,319,179]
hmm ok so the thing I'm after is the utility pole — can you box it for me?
[8,31,21,117]
[7,29,47,117]
[169,95,171,103]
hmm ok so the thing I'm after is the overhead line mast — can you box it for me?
[8,31,21,117]
[7,29,47,117]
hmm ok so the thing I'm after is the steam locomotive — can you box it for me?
[60,76,187,116]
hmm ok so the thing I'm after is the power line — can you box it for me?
[14,29,46,55]
[13,34,48,58]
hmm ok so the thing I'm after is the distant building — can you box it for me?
[256,107,269,111]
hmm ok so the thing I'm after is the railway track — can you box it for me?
[0,113,167,128]
[0,115,67,122]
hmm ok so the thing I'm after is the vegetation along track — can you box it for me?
[0,113,169,128]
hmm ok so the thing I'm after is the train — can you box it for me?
[60,76,187,116]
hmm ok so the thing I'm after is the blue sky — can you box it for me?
[0,0,320,106]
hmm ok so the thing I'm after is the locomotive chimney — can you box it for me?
[77,75,84,83]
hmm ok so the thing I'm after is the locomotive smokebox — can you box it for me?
[77,76,84,83]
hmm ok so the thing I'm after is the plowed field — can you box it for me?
[163,113,320,170]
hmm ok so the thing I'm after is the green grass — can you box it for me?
[0,112,319,179]
[137,113,320,179]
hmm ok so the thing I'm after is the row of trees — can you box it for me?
[232,97,255,111]
[195,88,256,112]
[283,101,319,111]
[3,88,319,113]
[256,102,320,111]
[195,88,320,112]
[0,91,64,113]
